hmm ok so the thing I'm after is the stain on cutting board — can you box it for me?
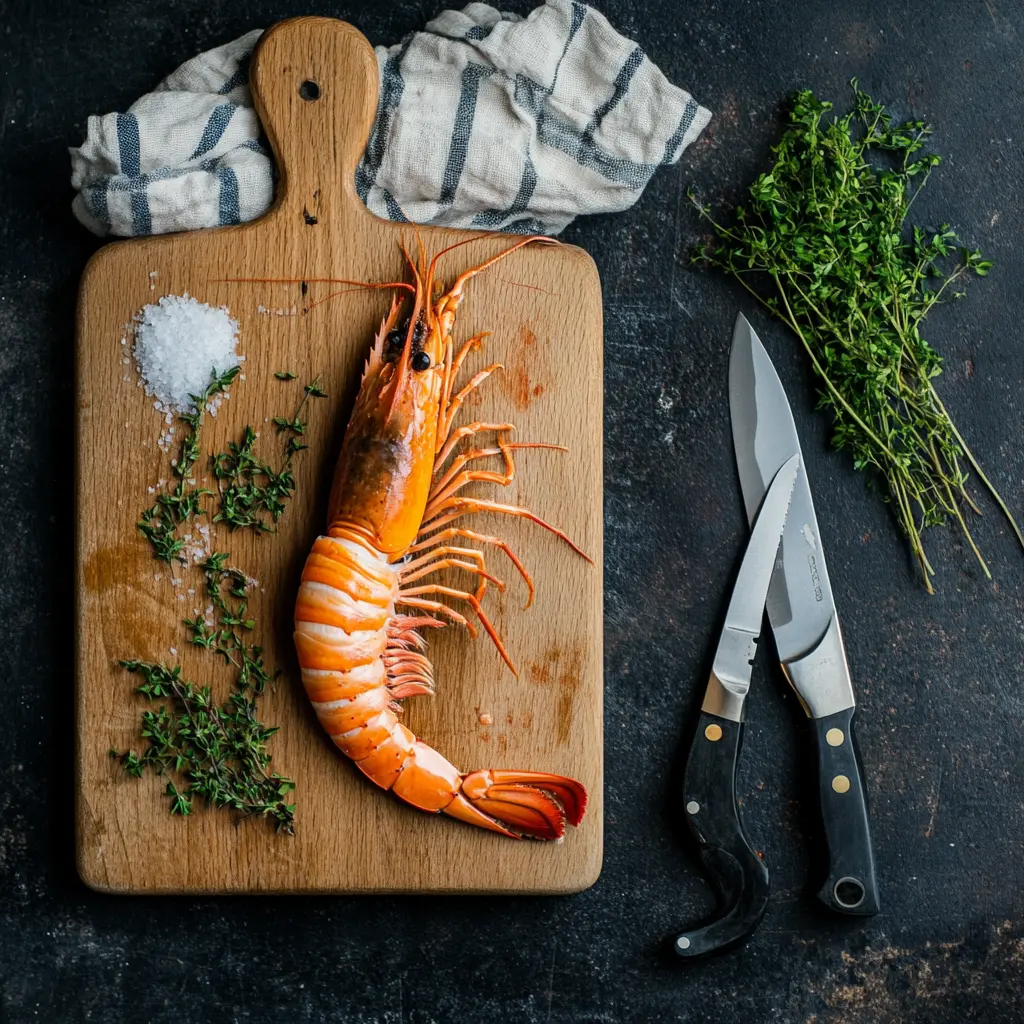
[527,645,584,744]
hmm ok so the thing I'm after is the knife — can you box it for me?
[675,454,799,959]
[729,313,879,917]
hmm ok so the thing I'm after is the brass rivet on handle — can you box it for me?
[704,723,723,742]
[832,774,851,794]
[826,728,845,747]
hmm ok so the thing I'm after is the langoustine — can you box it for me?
[292,236,589,840]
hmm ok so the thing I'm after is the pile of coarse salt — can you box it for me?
[132,293,243,431]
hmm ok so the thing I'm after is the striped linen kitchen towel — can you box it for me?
[69,1,711,238]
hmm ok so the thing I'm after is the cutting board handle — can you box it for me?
[250,17,380,227]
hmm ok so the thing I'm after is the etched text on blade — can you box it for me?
[747,325,836,661]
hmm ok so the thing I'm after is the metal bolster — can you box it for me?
[702,627,757,723]
[781,615,856,719]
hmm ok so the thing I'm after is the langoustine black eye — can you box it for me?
[385,316,428,364]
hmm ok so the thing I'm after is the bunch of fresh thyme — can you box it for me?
[692,84,1022,590]
[113,554,295,833]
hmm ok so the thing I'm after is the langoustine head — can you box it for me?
[326,248,446,557]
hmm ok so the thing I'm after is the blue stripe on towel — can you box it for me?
[191,104,237,160]
[218,166,240,224]
[356,35,413,202]
[84,185,111,234]
[503,215,548,235]
[382,190,409,222]
[537,110,650,187]
[116,112,141,175]
[569,1,587,38]
[472,155,537,228]
[438,62,492,207]
[116,113,151,233]
[662,99,699,164]
[217,53,252,95]
[582,46,644,146]
[130,186,152,234]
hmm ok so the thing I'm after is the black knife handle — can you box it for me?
[675,711,770,959]
[811,707,879,916]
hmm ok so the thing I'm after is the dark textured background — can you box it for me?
[3,1,1024,1021]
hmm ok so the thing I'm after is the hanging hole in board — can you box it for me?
[299,80,321,102]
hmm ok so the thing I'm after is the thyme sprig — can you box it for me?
[137,367,239,562]
[692,84,1022,591]
[213,375,327,532]
[112,553,295,833]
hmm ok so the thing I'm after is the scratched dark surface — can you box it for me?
[3,0,1024,1021]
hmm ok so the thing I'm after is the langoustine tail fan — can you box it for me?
[292,236,590,840]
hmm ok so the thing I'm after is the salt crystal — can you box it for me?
[132,293,243,413]
[169,647,177,656]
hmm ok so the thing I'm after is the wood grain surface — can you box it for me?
[74,17,603,894]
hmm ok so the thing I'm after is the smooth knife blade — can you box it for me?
[729,313,837,666]
[704,454,799,722]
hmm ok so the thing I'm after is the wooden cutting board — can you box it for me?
[75,17,603,894]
